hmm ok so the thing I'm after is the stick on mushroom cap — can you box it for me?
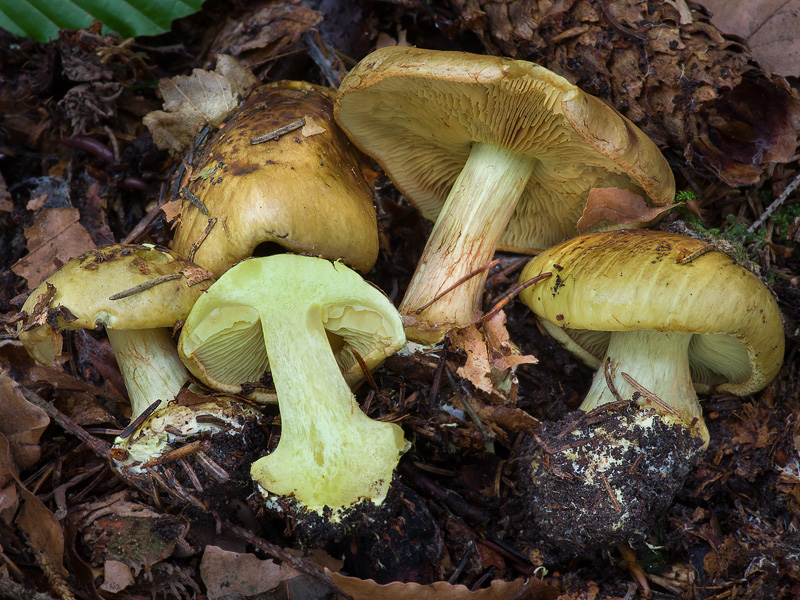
[177,254,408,520]
[172,80,379,278]
[335,47,675,344]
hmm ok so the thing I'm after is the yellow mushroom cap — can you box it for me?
[518,229,784,396]
[173,81,379,277]
[334,47,675,252]
[18,244,214,366]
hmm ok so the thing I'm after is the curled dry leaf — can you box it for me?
[200,545,300,600]
[327,570,557,600]
[450,311,537,399]
[576,187,676,235]
[11,207,96,290]
[143,55,259,155]
[0,372,49,469]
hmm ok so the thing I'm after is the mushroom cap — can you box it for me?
[334,47,675,253]
[518,229,784,396]
[172,80,379,277]
[18,244,214,366]
[178,254,406,402]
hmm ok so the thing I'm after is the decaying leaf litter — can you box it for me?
[0,0,799,598]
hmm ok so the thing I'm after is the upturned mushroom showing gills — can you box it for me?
[172,80,379,278]
[514,229,784,555]
[177,254,409,523]
[334,47,675,345]
[16,244,264,480]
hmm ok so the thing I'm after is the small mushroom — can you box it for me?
[334,47,675,344]
[17,244,263,484]
[177,254,409,526]
[172,80,379,278]
[514,229,784,555]
[18,244,213,417]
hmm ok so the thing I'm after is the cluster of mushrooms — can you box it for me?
[16,47,785,561]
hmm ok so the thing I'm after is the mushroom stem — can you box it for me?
[399,142,537,344]
[580,329,709,446]
[251,302,408,516]
[106,328,189,417]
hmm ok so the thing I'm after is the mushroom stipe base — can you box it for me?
[510,404,704,559]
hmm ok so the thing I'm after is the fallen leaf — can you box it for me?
[327,570,557,599]
[143,55,259,154]
[450,325,494,395]
[200,545,300,600]
[483,311,537,371]
[301,114,327,137]
[11,207,96,290]
[100,560,135,593]
[160,199,182,224]
[697,0,800,77]
[0,372,49,468]
[576,188,675,234]
[1,435,65,575]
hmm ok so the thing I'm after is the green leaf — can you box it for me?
[0,0,204,42]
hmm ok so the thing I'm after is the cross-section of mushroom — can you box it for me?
[177,254,409,527]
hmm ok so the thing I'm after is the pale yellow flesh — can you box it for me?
[399,142,536,344]
[250,303,408,515]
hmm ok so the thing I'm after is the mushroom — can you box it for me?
[172,80,379,278]
[177,253,409,524]
[514,229,784,554]
[17,244,263,480]
[18,244,213,416]
[334,46,675,344]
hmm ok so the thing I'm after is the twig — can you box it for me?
[351,349,377,390]
[620,371,679,416]
[747,169,800,233]
[223,520,353,599]
[479,271,551,324]
[428,336,450,410]
[188,217,217,262]
[250,118,306,144]
[118,398,161,440]
[109,273,182,300]
[181,187,209,215]
[18,386,111,460]
[414,259,499,315]
[599,471,622,513]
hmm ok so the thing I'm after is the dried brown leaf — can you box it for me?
[450,325,494,395]
[200,545,300,600]
[483,311,537,371]
[11,207,96,290]
[327,570,555,599]
[100,560,135,593]
[698,0,800,77]
[0,372,49,469]
[1,435,65,574]
[576,188,675,235]
[143,55,258,154]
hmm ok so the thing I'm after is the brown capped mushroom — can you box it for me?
[172,80,379,277]
[513,229,784,555]
[334,47,675,344]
